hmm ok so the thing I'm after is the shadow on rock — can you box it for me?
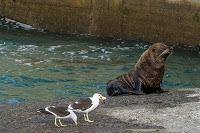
[105,89,199,109]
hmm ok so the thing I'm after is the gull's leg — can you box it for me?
[86,112,94,123]
[84,114,87,121]
[74,121,78,126]
[59,119,67,127]
[54,117,60,127]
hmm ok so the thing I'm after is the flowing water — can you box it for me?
[0,19,200,105]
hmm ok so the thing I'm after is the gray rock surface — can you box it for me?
[0,88,199,133]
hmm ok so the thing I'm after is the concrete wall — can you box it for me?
[0,0,200,45]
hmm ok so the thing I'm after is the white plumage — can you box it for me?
[68,93,106,122]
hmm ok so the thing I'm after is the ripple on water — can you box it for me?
[0,75,30,87]
[64,90,84,96]
[0,75,53,87]
[80,66,97,73]
[7,98,25,105]
[183,69,194,74]
[0,28,199,105]
[0,75,77,87]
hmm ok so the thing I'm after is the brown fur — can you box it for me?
[135,43,172,88]
[106,42,172,96]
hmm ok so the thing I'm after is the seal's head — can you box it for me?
[149,42,173,63]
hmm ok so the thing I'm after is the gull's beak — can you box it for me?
[100,96,107,104]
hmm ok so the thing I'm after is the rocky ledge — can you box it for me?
[0,88,200,133]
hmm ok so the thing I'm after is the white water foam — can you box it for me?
[0,42,6,46]
[15,59,24,63]
[67,51,75,55]
[88,46,101,52]
[101,48,112,54]
[111,46,130,51]
[79,50,88,55]
[17,45,38,52]
[48,45,63,52]
[81,55,89,59]
[0,42,7,52]
[23,63,33,66]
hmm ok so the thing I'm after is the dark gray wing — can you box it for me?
[70,98,92,111]
[48,106,70,117]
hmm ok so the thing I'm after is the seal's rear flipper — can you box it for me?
[156,89,168,93]
[106,80,126,96]
[107,78,145,96]
[131,90,145,95]
[106,86,122,96]
[106,82,140,96]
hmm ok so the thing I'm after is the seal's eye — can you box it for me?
[152,48,156,52]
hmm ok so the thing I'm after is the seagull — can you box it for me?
[68,93,106,122]
[37,106,77,127]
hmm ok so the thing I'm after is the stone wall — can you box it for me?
[0,0,200,45]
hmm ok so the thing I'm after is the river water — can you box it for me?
[0,20,199,105]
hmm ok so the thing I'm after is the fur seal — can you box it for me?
[106,42,173,96]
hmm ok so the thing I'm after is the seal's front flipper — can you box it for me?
[132,78,145,95]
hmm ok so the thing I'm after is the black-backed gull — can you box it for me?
[37,106,77,127]
[68,93,106,122]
